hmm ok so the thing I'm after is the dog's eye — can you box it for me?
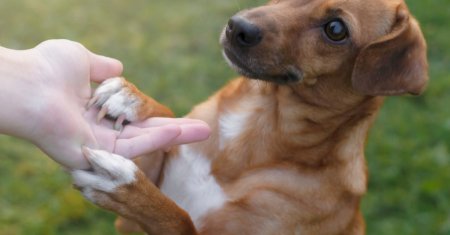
[324,19,348,42]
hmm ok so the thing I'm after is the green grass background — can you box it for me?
[0,0,448,234]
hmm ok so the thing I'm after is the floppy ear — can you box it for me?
[351,4,428,96]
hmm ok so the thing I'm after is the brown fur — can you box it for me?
[122,80,174,118]
[89,0,428,234]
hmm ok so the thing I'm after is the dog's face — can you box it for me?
[221,0,428,96]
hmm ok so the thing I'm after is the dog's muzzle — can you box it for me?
[226,16,263,48]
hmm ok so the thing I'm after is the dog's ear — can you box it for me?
[351,3,428,96]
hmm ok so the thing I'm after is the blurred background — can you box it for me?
[0,0,448,234]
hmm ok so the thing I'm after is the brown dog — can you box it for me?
[72,0,428,234]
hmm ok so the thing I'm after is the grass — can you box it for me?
[0,0,449,234]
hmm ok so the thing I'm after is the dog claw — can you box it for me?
[97,106,109,123]
[114,114,126,131]
[87,96,99,109]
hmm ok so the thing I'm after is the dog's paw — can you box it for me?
[88,77,142,130]
[72,147,139,205]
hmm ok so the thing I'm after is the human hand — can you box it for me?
[85,111,210,159]
[0,39,210,169]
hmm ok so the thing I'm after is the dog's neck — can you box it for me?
[208,77,383,185]
[287,79,384,164]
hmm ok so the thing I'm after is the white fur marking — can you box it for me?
[161,145,227,228]
[95,77,124,104]
[219,112,249,140]
[72,149,138,193]
[103,88,140,121]
[94,77,141,121]
[219,111,250,148]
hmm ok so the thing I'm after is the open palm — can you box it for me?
[18,40,209,169]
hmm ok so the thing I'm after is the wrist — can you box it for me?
[0,46,44,139]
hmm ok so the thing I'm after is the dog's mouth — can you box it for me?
[222,48,303,85]
[221,29,303,85]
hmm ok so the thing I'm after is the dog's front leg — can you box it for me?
[72,148,197,235]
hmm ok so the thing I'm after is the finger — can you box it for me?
[130,117,209,128]
[117,123,210,156]
[114,125,182,159]
[119,122,210,139]
[169,123,211,146]
[88,52,123,83]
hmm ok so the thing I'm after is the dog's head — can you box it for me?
[220,0,428,96]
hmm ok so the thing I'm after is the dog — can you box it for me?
[72,0,428,234]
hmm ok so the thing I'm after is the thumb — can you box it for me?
[89,51,123,83]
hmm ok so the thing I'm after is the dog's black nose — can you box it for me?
[226,16,262,47]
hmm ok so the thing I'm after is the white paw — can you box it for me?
[89,77,141,130]
[72,147,138,202]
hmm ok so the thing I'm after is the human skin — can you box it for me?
[0,39,210,169]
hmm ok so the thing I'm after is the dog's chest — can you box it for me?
[159,98,258,227]
[160,145,228,228]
